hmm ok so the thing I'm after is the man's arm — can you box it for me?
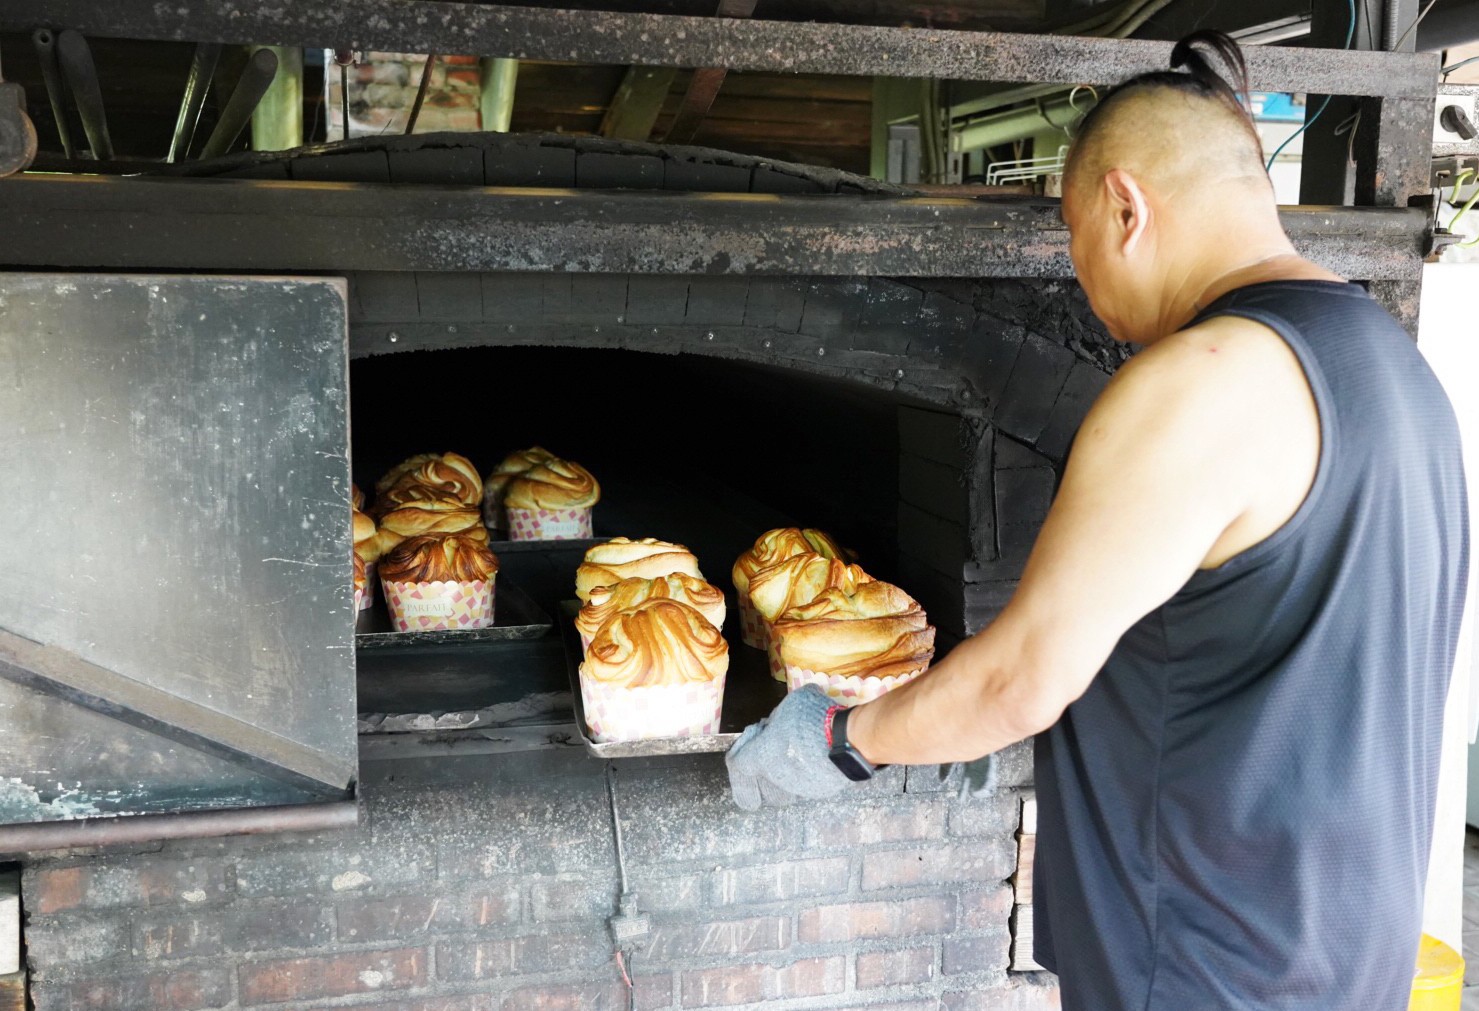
[847,317,1303,764]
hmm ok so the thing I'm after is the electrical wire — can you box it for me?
[1391,0,1441,51]
[1443,55,1479,77]
[1107,0,1181,37]
[1265,0,1356,172]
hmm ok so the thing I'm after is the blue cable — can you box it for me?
[1264,0,1356,172]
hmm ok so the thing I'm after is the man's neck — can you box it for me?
[1149,240,1342,343]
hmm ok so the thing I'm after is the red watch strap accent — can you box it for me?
[824,704,843,748]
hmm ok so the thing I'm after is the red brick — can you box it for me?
[305,1000,487,1011]
[337,885,519,941]
[803,801,947,848]
[646,915,789,959]
[711,857,850,905]
[678,956,846,1007]
[961,886,1016,929]
[36,969,230,1011]
[238,947,426,1005]
[943,931,1012,975]
[797,896,955,943]
[30,861,225,913]
[30,866,83,914]
[498,976,672,1011]
[943,977,1062,1010]
[437,930,610,980]
[856,946,938,988]
[861,841,1015,891]
[132,914,223,960]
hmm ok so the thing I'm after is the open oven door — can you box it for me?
[0,274,357,850]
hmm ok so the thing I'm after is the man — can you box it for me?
[726,31,1468,1010]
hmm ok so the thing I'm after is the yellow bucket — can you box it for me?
[1408,934,1464,1011]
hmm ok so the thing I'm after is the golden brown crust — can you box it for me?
[574,538,704,602]
[353,552,367,594]
[577,574,726,641]
[376,452,482,510]
[371,505,486,558]
[776,621,935,680]
[352,508,378,551]
[379,533,500,584]
[352,484,366,511]
[731,527,845,597]
[779,581,922,623]
[505,458,601,511]
[581,599,729,687]
[746,555,873,623]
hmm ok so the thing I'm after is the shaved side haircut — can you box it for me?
[1065,31,1271,198]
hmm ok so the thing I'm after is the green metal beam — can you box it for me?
[249,45,302,152]
[479,57,518,132]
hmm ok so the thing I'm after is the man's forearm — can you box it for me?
[845,622,1063,766]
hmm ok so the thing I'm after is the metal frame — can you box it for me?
[1,1,1438,97]
[0,175,1428,279]
[0,800,359,855]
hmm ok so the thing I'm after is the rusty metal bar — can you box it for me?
[0,0,1439,98]
[661,0,757,144]
[0,800,359,855]
[0,627,355,796]
[0,174,1428,279]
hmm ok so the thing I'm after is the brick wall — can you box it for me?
[20,747,1059,1010]
[326,53,485,139]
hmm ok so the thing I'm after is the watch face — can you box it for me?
[829,746,874,782]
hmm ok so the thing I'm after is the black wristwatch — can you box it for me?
[826,704,883,782]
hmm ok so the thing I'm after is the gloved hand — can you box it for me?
[725,685,854,810]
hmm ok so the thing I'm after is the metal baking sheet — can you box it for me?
[558,601,785,759]
[487,535,610,554]
[355,578,552,647]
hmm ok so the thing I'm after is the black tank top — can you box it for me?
[1032,281,1468,1010]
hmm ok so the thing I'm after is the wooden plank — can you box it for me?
[599,66,677,141]
[0,629,352,795]
[0,970,21,1011]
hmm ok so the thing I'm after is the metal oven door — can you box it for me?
[0,273,357,849]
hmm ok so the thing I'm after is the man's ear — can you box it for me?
[1103,168,1150,257]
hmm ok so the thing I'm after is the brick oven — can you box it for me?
[0,5,1441,1010]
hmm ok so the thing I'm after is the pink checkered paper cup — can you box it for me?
[784,664,927,706]
[764,633,788,682]
[358,560,377,610]
[353,587,364,613]
[506,506,594,541]
[578,667,726,743]
[736,595,769,649]
[381,578,496,632]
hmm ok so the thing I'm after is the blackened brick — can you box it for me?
[751,166,826,193]
[437,929,610,980]
[684,276,751,326]
[34,969,231,1011]
[500,976,672,1011]
[238,947,426,1005]
[741,277,807,332]
[995,333,1076,443]
[645,915,789,960]
[856,280,924,354]
[25,916,128,965]
[576,151,662,188]
[797,896,955,943]
[233,845,429,898]
[711,857,850,905]
[131,913,223,960]
[486,144,575,186]
[566,275,630,324]
[960,317,1026,412]
[480,272,543,322]
[529,875,615,922]
[27,860,227,914]
[856,946,938,988]
[628,870,705,912]
[678,956,846,1007]
[860,841,1016,891]
[222,900,335,952]
[799,279,867,341]
[995,434,1051,470]
[1036,359,1111,460]
[337,884,520,941]
[802,798,947,848]
[624,275,691,325]
[943,930,1012,974]
[664,158,751,192]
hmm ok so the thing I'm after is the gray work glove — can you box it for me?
[725,685,853,810]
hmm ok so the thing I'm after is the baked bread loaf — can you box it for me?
[353,552,367,596]
[747,555,873,624]
[352,483,366,511]
[732,527,845,598]
[379,533,499,585]
[775,617,935,680]
[483,446,558,527]
[352,507,380,562]
[779,580,923,624]
[505,458,601,511]
[376,451,482,511]
[372,496,487,558]
[582,599,729,688]
[575,537,704,602]
[577,573,726,644]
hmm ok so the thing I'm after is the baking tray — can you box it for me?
[486,535,611,554]
[356,578,553,648]
[558,600,786,758]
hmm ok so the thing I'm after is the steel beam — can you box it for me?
[0,0,1439,97]
[0,175,1428,280]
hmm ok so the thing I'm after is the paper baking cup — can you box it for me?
[506,506,594,541]
[784,664,926,706]
[353,587,364,613]
[578,667,726,743]
[381,577,496,632]
[765,634,788,682]
[737,596,768,649]
[358,560,377,610]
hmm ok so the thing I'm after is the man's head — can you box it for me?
[1062,32,1287,344]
